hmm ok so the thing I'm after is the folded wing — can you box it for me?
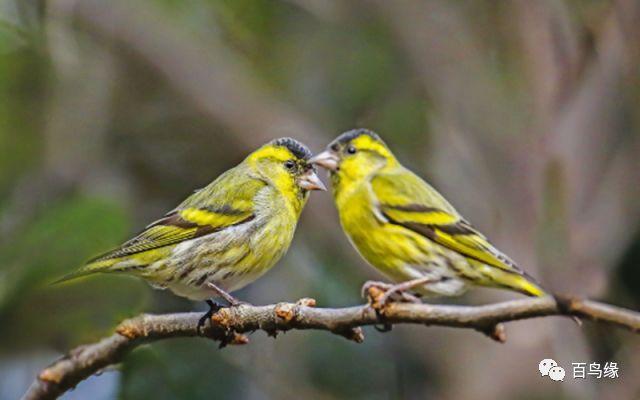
[90,170,262,262]
[371,170,523,275]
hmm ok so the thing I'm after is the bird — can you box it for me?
[309,128,545,305]
[56,137,325,329]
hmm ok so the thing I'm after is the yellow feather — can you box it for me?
[247,145,292,163]
[383,208,458,225]
[179,208,250,228]
[324,129,546,298]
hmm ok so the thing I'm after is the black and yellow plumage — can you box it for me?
[57,138,325,302]
[310,129,545,298]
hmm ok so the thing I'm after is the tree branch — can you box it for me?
[23,296,640,400]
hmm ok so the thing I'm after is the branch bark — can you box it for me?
[23,296,640,400]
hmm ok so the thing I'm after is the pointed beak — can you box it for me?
[297,168,326,191]
[308,150,339,171]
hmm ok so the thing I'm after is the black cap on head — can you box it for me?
[332,128,382,147]
[272,137,312,160]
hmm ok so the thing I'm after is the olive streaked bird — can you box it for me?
[57,138,325,328]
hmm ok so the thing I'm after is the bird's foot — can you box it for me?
[361,279,426,310]
[197,299,223,335]
[360,280,393,300]
[359,281,404,332]
[361,278,430,333]
[197,298,253,347]
[377,281,425,308]
[199,283,253,336]
[205,282,247,307]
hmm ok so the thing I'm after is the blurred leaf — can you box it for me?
[0,196,151,350]
[0,19,28,53]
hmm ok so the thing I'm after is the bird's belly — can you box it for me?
[338,188,426,278]
[345,214,422,274]
[166,270,263,301]
[344,212,469,296]
[159,216,293,300]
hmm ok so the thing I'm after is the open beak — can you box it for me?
[308,151,339,171]
[297,169,326,191]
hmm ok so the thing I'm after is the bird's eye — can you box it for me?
[284,160,295,170]
[346,146,357,154]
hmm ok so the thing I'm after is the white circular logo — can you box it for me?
[539,359,557,376]
[548,366,566,382]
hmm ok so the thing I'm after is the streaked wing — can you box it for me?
[91,168,263,262]
[371,170,522,274]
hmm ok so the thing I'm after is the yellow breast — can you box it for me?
[335,182,432,282]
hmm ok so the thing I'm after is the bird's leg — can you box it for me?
[197,299,222,334]
[205,282,246,307]
[199,283,251,335]
[395,291,422,304]
[377,276,436,307]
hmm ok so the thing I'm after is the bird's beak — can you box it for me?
[297,169,326,191]
[308,151,339,171]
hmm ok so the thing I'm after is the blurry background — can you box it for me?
[1,0,639,399]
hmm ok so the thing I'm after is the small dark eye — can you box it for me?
[284,160,295,169]
[346,145,357,154]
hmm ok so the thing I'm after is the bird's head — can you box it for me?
[310,129,397,186]
[247,137,325,206]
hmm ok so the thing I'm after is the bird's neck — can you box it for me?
[331,171,369,210]
[274,183,306,218]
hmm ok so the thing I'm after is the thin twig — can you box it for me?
[22,296,640,400]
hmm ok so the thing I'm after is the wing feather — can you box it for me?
[90,168,263,262]
[371,170,521,274]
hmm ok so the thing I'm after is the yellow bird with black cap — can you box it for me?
[310,129,545,304]
[57,138,325,327]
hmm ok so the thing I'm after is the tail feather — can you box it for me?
[52,259,118,284]
[507,272,547,297]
